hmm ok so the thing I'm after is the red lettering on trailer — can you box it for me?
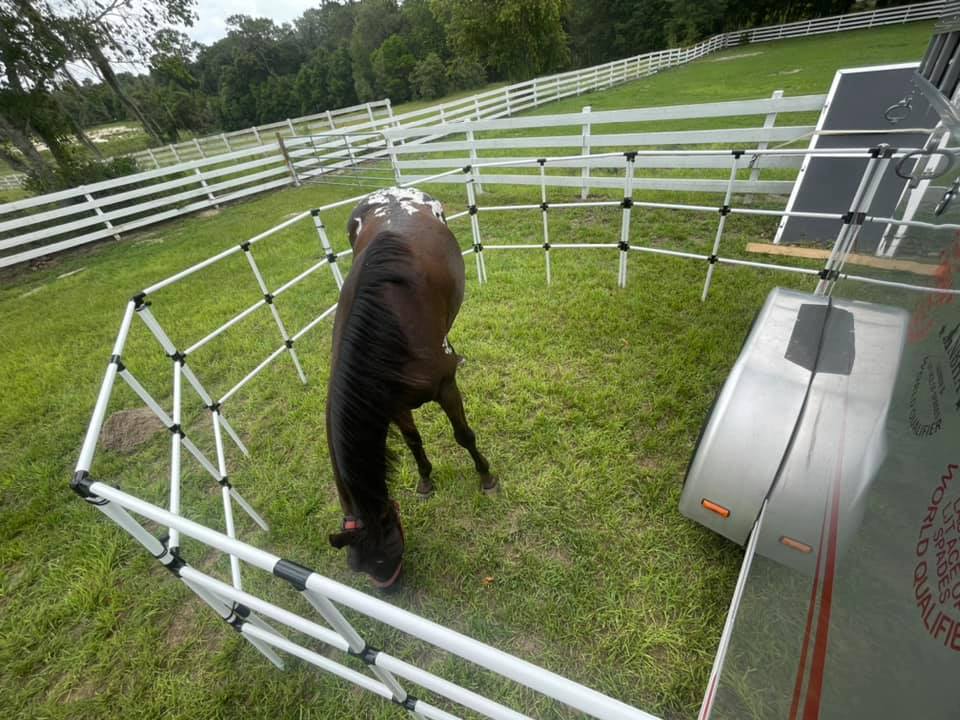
[908,237,960,344]
[914,463,960,651]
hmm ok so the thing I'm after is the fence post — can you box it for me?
[193,138,206,159]
[84,189,121,241]
[533,80,538,106]
[252,126,262,145]
[580,105,592,200]
[195,168,218,208]
[555,75,560,100]
[146,148,161,169]
[365,102,376,124]
[168,144,181,163]
[505,86,512,115]
[221,133,232,152]
[276,133,301,187]
[467,128,482,194]
[384,133,402,185]
[748,89,783,197]
[326,110,336,131]
[474,96,481,120]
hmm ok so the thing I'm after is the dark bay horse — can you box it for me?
[325,187,497,588]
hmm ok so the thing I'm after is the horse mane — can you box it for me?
[328,231,416,532]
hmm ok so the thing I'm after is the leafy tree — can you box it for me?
[254,75,298,124]
[410,52,447,100]
[433,0,569,81]
[349,0,402,101]
[294,48,331,114]
[446,55,486,92]
[371,35,416,102]
[327,47,358,108]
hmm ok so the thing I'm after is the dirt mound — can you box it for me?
[101,408,165,453]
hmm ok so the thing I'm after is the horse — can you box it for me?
[325,187,497,589]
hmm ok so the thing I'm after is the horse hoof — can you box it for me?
[416,489,434,501]
[416,481,434,499]
[481,478,500,495]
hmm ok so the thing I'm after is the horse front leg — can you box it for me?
[437,376,498,493]
[394,408,435,498]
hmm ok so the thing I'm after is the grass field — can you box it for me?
[0,23,935,720]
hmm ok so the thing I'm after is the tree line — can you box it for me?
[2,0,908,191]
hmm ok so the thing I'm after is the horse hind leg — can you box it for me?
[394,409,434,498]
[437,377,498,494]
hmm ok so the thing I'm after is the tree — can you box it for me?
[327,47,357,108]
[410,52,447,100]
[295,48,331,114]
[432,0,569,81]
[371,35,416,102]
[350,0,401,100]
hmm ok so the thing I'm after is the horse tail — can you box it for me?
[328,232,415,531]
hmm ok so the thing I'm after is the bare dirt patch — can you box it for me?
[101,408,166,453]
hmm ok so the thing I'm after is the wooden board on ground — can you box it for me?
[745,242,938,276]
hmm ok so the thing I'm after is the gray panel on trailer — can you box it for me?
[777,65,937,252]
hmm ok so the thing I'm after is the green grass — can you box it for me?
[0,22,935,720]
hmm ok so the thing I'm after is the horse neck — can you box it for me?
[328,236,414,527]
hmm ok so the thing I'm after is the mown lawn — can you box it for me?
[0,21,934,720]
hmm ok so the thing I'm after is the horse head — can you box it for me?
[328,502,405,589]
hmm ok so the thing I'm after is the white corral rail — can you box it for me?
[0,92,827,269]
[71,145,959,720]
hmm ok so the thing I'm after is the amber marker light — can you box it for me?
[779,536,813,553]
[701,498,730,518]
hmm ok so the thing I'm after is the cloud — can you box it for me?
[188,0,319,45]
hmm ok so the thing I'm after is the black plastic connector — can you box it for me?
[348,644,381,665]
[218,476,232,488]
[731,149,745,159]
[473,242,484,252]
[160,543,187,577]
[240,241,251,252]
[168,350,187,365]
[263,293,274,304]
[618,240,630,252]
[394,696,419,712]
[882,146,896,159]
[624,150,638,162]
[70,470,101,502]
[468,205,478,215]
[621,197,634,209]
[462,164,472,174]
[537,158,546,166]
[284,339,294,349]
[718,205,731,216]
[226,602,249,632]
[110,354,125,371]
[273,558,313,591]
[869,146,883,158]
[818,268,839,281]
[310,208,320,217]
[206,401,221,413]
[326,253,337,264]
[167,423,185,438]
[543,242,551,250]
[540,202,549,211]
[852,211,866,225]
[708,254,719,264]
[132,292,148,310]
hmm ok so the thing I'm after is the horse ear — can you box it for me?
[329,530,360,549]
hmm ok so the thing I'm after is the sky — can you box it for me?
[188,0,320,45]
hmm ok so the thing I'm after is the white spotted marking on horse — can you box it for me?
[366,187,446,224]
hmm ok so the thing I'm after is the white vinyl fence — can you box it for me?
[0,91,830,269]
[383,92,828,197]
[0,140,305,268]
[129,100,396,170]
